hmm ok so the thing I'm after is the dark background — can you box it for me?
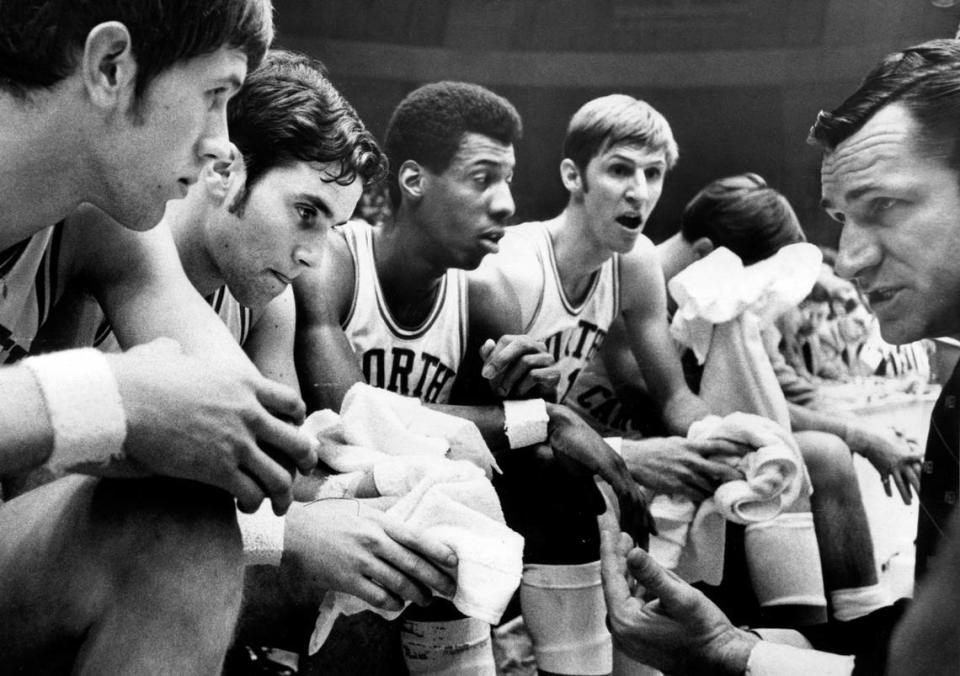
[275,0,960,247]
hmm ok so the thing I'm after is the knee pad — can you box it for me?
[520,562,612,675]
[744,512,826,610]
[399,617,495,676]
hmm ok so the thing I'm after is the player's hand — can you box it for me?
[846,423,922,504]
[281,498,458,610]
[480,336,560,399]
[547,403,651,543]
[621,437,746,502]
[110,338,318,515]
[598,505,758,675]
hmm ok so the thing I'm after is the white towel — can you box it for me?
[650,412,811,584]
[303,383,523,654]
[669,243,823,363]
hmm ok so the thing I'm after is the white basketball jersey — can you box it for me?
[94,285,252,352]
[0,223,67,364]
[518,221,620,404]
[340,220,468,404]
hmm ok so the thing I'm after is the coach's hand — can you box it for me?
[546,403,651,543]
[112,338,318,515]
[598,505,758,675]
[281,498,458,610]
[480,335,560,399]
[621,437,746,502]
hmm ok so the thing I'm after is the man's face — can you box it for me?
[821,103,960,344]
[416,132,516,270]
[576,143,666,254]
[799,300,829,336]
[207,161,362,309]
[101,46,247,230]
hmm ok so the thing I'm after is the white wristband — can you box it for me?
[238,502,286,567]
[503,398,549,449]
[23,348,127,473]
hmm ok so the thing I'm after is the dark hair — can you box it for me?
[0,0,273,102]
[809,39,960,175]
[681,173,806,265]
[803,282,831,305]
[563,94,678,175]
[227,49,386,214]
[384,81,523,207]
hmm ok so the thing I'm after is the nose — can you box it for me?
[293,241,322,269]
[489,180,515,221]
[626,170,650,204]
[196,109,233,164]
[835,221,881,281]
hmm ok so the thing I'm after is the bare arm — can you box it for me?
[0,366,55,474]
[789,401,921,504]
[293,231,364,413]
[620,238,711,435]
[70,205,316,512]
[245,287,299,391]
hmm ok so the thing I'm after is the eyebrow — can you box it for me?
[820,184,874,211]
[215,75,244,92]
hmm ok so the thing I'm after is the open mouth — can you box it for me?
[616,215,643,230]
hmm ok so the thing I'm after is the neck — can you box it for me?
[0,87,91,249]
[547,205,610,299]
[167,191,224,298]
[373,209,445,324]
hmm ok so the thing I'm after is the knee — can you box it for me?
[795,431,858,497]
[89,478,243,601]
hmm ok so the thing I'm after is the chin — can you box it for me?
[877,320,925,346]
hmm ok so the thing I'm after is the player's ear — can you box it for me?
[398,160,425,203]
[203,143,244,204]
[81,21,136,111]
[692,237,714,260]
[560,158,583,194]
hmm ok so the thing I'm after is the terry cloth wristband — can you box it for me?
[23,348,127,473]
[503,398,549,449]
[237,502,286,567]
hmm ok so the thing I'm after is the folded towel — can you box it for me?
[650,412,811,584]
[669,243,822,364]
[302,383,522,654]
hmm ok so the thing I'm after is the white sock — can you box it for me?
[830,584,892,622]
[399,617,495,676]
[744,512,827,610]
[520,561,612,675]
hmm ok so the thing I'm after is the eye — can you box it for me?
[473,171,493,189]
[869,197,898,215]
[826,210,846,224]
[295,205,318,224]
[610,163,632,177]
[645,167,663,180]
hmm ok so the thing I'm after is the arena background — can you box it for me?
[276,0,960,247]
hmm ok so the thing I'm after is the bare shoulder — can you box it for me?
[65,204,179,288]
[470,222,545,329]
[619,233,666,313]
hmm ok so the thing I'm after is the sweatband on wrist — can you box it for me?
[746,640,854,676]
[237,502,286,567]
[23,348,127,472]
[503,399,549,449]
